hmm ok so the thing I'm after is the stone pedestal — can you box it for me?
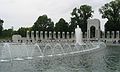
[67,32,69,39]
[117,31,119,39]
[26,31,29,39]
[58,32,61,39]
[49,31,52,39]
[62,32,65,39]
[36,31,39,42]
[112,31,114,38]
[53,32,56,39]
[107,31,110,38]
[71,32,75,40]
[45,31,47,39]
[40,31,43,40]
[31,31,34,42]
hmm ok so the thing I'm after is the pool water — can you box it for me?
[0,46,120,72]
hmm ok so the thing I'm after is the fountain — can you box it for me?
[75,25,83,45]
[0,26,106,62]
[0,43,12,62]
[0,42,105,62]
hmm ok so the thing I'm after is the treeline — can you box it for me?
[0,0,120,38]
[99,0,120,31]
[1,4,94,38]
[16,4,93,37]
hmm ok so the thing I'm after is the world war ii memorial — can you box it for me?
[0,0,120,72]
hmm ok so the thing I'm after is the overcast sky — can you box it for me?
[0,0,112,31]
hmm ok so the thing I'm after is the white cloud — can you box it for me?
[0,0,112,30]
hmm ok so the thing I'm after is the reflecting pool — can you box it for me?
[0,46,120,72]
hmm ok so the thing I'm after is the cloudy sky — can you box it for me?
[0,0,112,31]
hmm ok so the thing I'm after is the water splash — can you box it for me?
[0,42,106,62]
[43,43,53,56]
[3,43,12,61]
[53,43,64,55]
[75,25,83,45]
[34,43,44,57]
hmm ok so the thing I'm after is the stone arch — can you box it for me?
[87,19,101,40]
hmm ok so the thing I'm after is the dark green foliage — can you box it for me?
[32,15,54,31]
[17,27,30,37]
[0,26,2,34]
[70,5,93,32]
[0,5,94,39]
[99,0,120,31]
[55,18,69,32]
[0,29,13,39]
[0,19,4,35]
[0,19,4,23]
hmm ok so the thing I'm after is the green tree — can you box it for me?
[55,18,69,32]
[32,15,54,31]
[69,5,93,32]
[0,19,4,35]
[1,29,13,39]
[17,27,30,37]
[99,0,120,31]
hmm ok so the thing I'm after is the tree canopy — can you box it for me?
[0,19,4,35]
[0,5,95,39]
[32,15,54,31]
[0,19,4,23]
[17,27,30,37]
[1,29,13,38]
[69,5,94,32]
[99,0,120,31]
[55,18,69,32]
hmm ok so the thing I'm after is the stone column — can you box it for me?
[62,32,65,39]
[45,31,47,40]
[40,31,43,40]
[26,31,29,39]
[71,32,74,39]
[116,31,119,39]
[107,31,110,38]
[49,31,52,39]
[58,32,61,39]
[67,32,69,39]
[31,31,34,42]
[112,31,114,39]
[53,32,56,39]
[36,31,39,42]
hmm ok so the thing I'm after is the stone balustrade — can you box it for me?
[11,30,120,43]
